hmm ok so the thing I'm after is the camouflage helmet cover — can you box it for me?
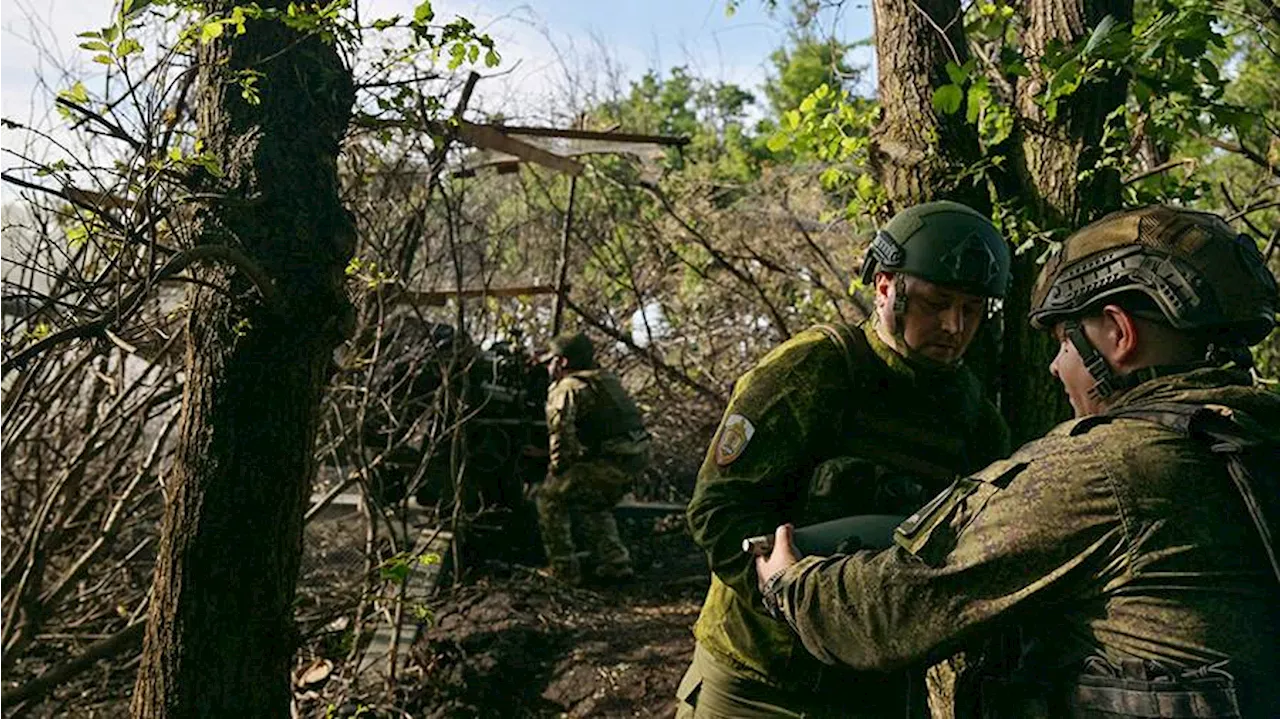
[1029,205,1278,345]
[860,200,1012,298]
[539,331,596,369]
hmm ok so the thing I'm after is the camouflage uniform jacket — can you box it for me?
[546,368,648,473]
[687,322,1009,690]
[773,367,1280,718]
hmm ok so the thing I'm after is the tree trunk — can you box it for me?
[869,0,985,213]
[131,2,355,716]
[868,0,1003,392]
[1001,0,1134,443]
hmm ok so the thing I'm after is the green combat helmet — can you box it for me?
[859,201,1012,368]
[860,200,1012,299]
[539,332,596,370]
[1030,204,1278,399]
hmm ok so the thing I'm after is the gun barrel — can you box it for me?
[741,514,908,558]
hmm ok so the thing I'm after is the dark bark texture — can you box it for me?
[870,0,1135,444]
[131,2,355,716]
[1001,0,1134,444]
[870,0,986,212]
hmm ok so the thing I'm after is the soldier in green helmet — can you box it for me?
[535,331,651,585]
[676,201,1014,717]
[757,205,1280,718]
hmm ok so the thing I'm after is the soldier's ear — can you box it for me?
[873,272,894,308]
[1096,305,1140,369]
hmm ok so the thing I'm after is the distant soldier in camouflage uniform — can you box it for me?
[678,201,1014,718]
[537,332,651,585]
[758,205,1280,718]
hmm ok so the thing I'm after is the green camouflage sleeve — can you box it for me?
[686,329,849,600]
[546,378,588,472]
[773,431,1123,670]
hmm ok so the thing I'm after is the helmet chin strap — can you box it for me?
[1064,319,1243,402]
[1063,319,1120,401]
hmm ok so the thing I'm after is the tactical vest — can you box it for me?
[980,401,1279,719]
[784,324,996,712]
[805,323,989,521]
[571,370,649,456]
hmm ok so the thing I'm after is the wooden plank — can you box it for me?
[457,121,584,176]
[358,527,454,680]
[487,124,690,147]
[400,283,561,307]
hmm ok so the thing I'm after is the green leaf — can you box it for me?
[1083,14,1117,56]
[200,21,224,44]
[484,49,499,67]
[945,61,967,86]
[966,87,983,124]
[66,224,89,248]
[93,54,113,65]
[1047,59,1081,98]
[413,0,434,24]
[1198,59,1219,86]
[117,37,142,57]
[122,0,155,20]
[765,132,790,153]
[468,43,479,64]
[61,81,90,104]
[1133,79,1152,105]
[79,40,110,52]
[855,173,878,200]
[932,84,963,115]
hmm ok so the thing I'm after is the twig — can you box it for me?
[0,622,146,707]
[909,0,963,67]
[634,180,792,340]
[54,98,143,153]
[1122,158,1195,185]
[2,243,281,374]
[561,296,724,403]
[1206,138,1280,179]
[1226,200,1280,223]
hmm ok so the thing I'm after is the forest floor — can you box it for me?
[9,510,708,718]
[299,513,709,719]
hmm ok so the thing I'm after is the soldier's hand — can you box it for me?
[755,524,800,594]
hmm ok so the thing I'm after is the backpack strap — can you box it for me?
[1102,402,1280,587]
[812,323,871,392]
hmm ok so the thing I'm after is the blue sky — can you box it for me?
[455,0,876,121]
[2,0,874,125]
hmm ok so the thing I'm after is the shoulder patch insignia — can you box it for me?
[715,414,756,467]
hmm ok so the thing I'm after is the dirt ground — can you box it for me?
[301,514,709,719]
[5,514,709,719]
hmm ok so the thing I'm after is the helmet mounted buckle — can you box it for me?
[859,230,905,285]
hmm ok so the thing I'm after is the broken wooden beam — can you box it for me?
[489,124,690,147]
[400,283,561,307]
[456,121,584,176]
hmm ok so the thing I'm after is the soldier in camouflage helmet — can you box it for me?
[756,205,1280,718]
[536,331,651,585]
[677,201,1013,718]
